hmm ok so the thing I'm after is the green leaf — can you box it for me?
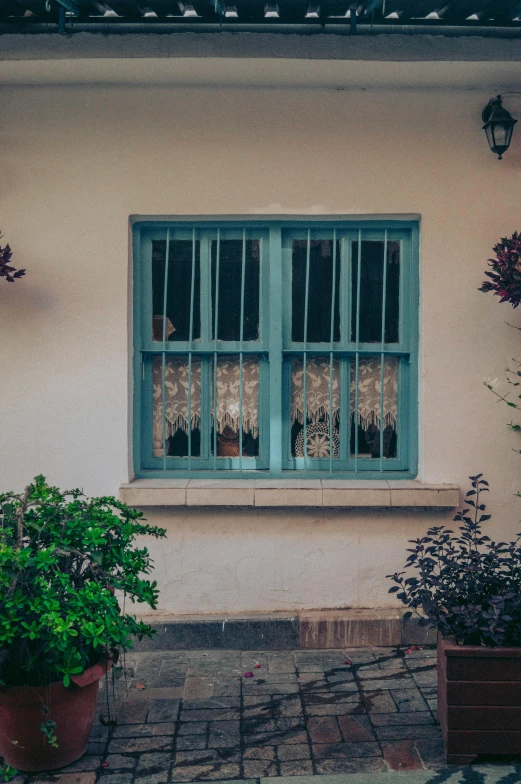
[0,477,166,687]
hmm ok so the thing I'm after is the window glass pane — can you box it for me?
[292,240,340,343]
[350,356,398,458]
[290,355,340,458]
[152,357,201,457]
[351,240,400,343]
[152,240,201,342]
[211,240,260,341]
[210,356,259,457]
[385,241,400,343]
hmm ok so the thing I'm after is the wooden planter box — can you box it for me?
[438,633,521,764]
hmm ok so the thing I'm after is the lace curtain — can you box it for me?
[153,355,398,456]
[152,357,259,457]
[291,356,398,429]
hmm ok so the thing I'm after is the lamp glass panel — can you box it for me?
[485,124,495,150]
[493,124,508,148]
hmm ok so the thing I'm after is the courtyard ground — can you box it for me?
[12,646,521,784]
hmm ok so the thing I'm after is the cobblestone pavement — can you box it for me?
[12,646,521,783]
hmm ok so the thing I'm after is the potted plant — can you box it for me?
[388,475,521,764]
[0,475,165,773]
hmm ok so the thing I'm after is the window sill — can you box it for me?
[119,480,459,509]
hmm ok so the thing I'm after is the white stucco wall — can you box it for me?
[2,66,521,615]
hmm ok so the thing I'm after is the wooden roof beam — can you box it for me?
[6,0,50,15]
[0,0,31,17]
[94,0,145,17]
[54,0,79,12]
[364,0,383,13]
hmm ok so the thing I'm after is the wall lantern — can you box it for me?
[482,95,517,160]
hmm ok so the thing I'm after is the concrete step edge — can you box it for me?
[132,609,436,651]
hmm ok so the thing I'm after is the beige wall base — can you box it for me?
[299,609,435,648]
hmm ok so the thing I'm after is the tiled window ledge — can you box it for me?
[119,480,460,509]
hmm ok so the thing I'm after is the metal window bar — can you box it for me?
[268,226,283,475]
[278,348,410,357]
[199,234,211,463]
[339,235,350,465]
[379,230,388,473]
[161,227,171,472]
[150,347,409,357]
[329,229,337,475]
[239,229,246,473]
[187,227,196,470]
[303,229,311,473]
[213,228,221,471]
[354,229,362,475]
[147,347,266,355]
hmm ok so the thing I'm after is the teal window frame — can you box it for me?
[132,217,419,480]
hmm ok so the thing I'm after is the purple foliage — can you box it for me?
[388,475,521,647]
[0,231,25,283]
[480,232,521,307]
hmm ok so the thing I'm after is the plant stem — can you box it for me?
[15,486,30,550]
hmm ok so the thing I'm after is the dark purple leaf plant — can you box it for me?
[0,231,25,283]
[480,232,521,307]
[388,475,521,646]
[393,237,521,646]
[480,232,521,451]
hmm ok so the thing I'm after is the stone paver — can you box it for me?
[5,645,521,783]
[183,677,215,700]
[381,740,423,771]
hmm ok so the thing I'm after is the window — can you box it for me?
[133,218,418,478]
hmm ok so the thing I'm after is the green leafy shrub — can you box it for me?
[0,476,166,687]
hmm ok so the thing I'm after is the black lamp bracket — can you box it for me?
[482,95,502,124]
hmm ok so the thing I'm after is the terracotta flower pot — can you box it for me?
[217,427,241,457]
[0,660,111,772]
[438,633,521,764]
